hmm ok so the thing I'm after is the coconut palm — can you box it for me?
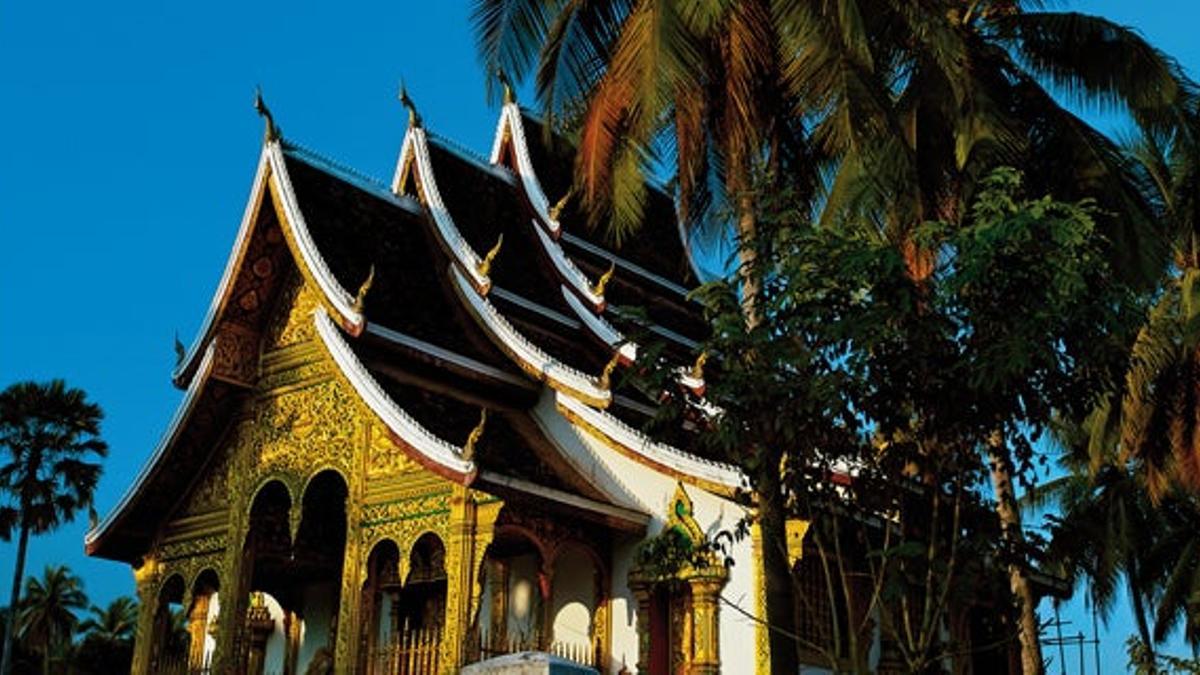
[18,566,87,675]
[77,596,137,646]
[0,380,107,675]
[472,2,1194,671]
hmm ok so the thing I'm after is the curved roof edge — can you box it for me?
[87,341,219,552]
[172,151,269,387]
[493,106,605,311]
[554,390,744,494]
[314,308,477,484]
[391,127,491,294]
[173,139,366,389]
[449,264,612,408]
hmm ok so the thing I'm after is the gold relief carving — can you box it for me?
[256,355,329,392]
[242,378,362,479]
[212,323,261,386]
[265,274,318,350]
[366,424,418,478]
[361,491,451,527]
[157,534,227,563]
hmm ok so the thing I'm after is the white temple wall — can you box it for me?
[531,389,760,674]
[550,544,596,651]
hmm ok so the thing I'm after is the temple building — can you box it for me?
[84,91,776,675]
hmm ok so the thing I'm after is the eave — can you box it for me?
[554,390,744,496]
[87,342,220,559]
[173,139,365,389]
[314,308,477,484]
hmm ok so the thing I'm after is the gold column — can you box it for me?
[441,484,477,671]
[129,559,160,675]
[284,609,302,675]
[187,592,213,669]
[685,568,726,675]
[333,497,365,674]
[213,523,254,674]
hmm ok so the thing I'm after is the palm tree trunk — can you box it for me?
[986,437,1044,675]
[1,522,30,675]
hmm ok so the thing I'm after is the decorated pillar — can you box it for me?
[684,568,726,675]
[212,513,253,675]
[187,591,213,669]
[441,484,476,671]
[629,577,653,674]
[333,491,365,673]
[129,559,161,675]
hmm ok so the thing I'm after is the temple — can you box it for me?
[84,91,768,675]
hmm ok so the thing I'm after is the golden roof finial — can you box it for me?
[497,69,515,106]
[462,408,488,461]
[174,331,186,367]
[399,80,422,129]
[592,261,616,297]
[599,350,623,389]
[548,187,574,222]
[690,351,709,380]
[352,264,375,314]
[478,233,504,277]
[254,87,280,142]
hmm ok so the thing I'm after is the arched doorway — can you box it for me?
[360,540,402,674]
[549,543,601,665]
[148,574,187,673]
[473,529,547,660]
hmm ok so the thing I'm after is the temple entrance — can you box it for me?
[236,471,348,674]
[474,530,547,659]
[147,574,189,673]
[359,534,447,674]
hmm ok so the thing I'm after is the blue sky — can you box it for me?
[0,1,1196,670]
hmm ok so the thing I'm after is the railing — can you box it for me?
[468,630,599,670]
[151,651,211,674]
[366,627,441,675]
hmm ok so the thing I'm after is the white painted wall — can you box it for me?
[531,389,761,674]
[551,545,596,651]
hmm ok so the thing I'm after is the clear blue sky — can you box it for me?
[0,1,1196,671]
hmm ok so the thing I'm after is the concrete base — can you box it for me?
[460,652,599,675]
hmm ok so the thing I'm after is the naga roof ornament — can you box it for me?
[399,81,423,129]
[254,87,281,142]
[352,264,375,314]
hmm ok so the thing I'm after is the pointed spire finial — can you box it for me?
[478,233,503,277]
[352,264,375,314]
[174,331,186,366]
[462,408,488,461]
[599,350,623,389]
[254,86,280,142]
[548,187,574,222]
[592,261,616,297]
[690,351,709,380]
[399,80,422,129]
[496,70,515,106]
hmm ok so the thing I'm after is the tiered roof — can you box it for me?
[86,97,742,562]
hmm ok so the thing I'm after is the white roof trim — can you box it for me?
[315,308,476,479]
[478,471,649,527]
[561,232,692,298]
[173,150,270,386]
[533,221,605,310]
[88,341,219,547]
[364,322,531,389]
[266,141,364,329]
[491,104,561,237]
[555,390,745,490]
[562,286,639,363]
[392,128,491,293]
[450,265,611,406]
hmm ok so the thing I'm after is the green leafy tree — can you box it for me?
[642,168,1138,672]
[472,3,1191,670]
[74,595,139,673]
[0,381,107,675]
[17,566,86,675]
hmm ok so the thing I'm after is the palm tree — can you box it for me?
[0,380,107,675]
[18,566,87,675]
[77,596,137,646]
[74,597,138,675]
[471,2,1193,672]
